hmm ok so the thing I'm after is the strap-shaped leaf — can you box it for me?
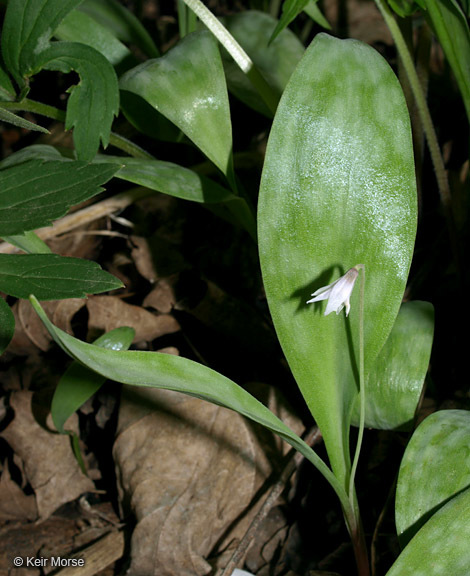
[1,0,84,85]
[0,254,122,300]
[0,297,15,355]
[30,295,349,508]
[120,31,233,181]
[351,301,434,430]
[258,34,417,485]
[386,486,470,576]
[35,42,119,161]
[52,327,135,433]
[0,159,118,235]
[395,410,470,546]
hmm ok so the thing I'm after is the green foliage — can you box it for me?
[258,33,417,485]
[0,297,15,355]
[0,160,119,235]
[0,108,49,133]
[0,254,122,300]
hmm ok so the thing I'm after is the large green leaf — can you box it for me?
[0,297,15,355]
[1,0,84,86]
[119,31,233,182]
[30,296,348,507]
[395,410,470,546]
[0,160,119,235]
[52,327,135,433]
[35,42,119,161]
[419,0,470,122]
[220,11,305,117]
[258,34,417,486]
[351,301,434,430]
[386,486,470,575]
[0,254,122,300]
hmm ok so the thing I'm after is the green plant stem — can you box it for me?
[0,99,153,159]
[182,0,278,115]
[374,0,460,273]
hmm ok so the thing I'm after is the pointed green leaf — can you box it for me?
[270,0,310,44]
[120,31,233,179]
[387,486,470,575]
[0,108,50,133]
[395,410,470,546]
[351,301,434,430]
[258,34,417,485]
[2,231,52,254]
[220,11,304,117]
[30,295,348,507]
[1,0,84,85]
[0,254,122,300]
[0,159,119,235]
[0,297,15,355]
[35,42,119,161]
[52,327,135,433]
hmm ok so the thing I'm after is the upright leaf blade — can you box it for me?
[258,34,417,485]
[120,31,233,181]
[395,410,470,546]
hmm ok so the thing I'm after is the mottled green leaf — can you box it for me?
[351,301,434,430]
[52,327,135,433]
[395,410,470,546]
[0,254,122,300]
[0,297,15,355]
[0,159,118,235]
[258,34,417,486]
[120,31,233,181]
[387,486,470,575]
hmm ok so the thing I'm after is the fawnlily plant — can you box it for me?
[0,0,468,574]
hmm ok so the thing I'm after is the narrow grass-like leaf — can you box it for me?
[0,297,15,355]
[35,42,119,161]
[258,34,417,486]
[52,327,135,433]
[386,486,470,575]
[0,160,118,235]
[351,301,434,430]
[220,11,304,117]
[30,296,349,509]
[79,0,159,58]
[0,108,49,133]
[303,0,331,29]
[395,410,470,546]
[419,0,470,122]
[120,31,233,181]
[2,231,52,254]
[1,0,84,85]
[269,0,310,44]
[0,255,122,300]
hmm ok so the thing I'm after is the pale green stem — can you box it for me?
[349,264,366,507]
[182,0,278,115]
[374,0,459,270]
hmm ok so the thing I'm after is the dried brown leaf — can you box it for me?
[0,459,38,522]
[0,391,94,520]
[87,296,179,343]
[143,277,177,314]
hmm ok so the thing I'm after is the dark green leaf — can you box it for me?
[35,42,119,161]
[0,254,123,299]
[351,301,434,430]
[0,159,118,235]
[387,486,470,575]
[0,108,50,133]
[220,11,305,117]
[0,66,16,101]
[269,0,310,44]
[388,0,421,17]
[120,31,233,181]
[0,297,15,355]
[52,327,135,433]
[303,0,331,29]
[258,34,417,485]
[1,0,84,85]
[395,410,470,546]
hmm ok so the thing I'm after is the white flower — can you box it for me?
[307,267,359,316]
